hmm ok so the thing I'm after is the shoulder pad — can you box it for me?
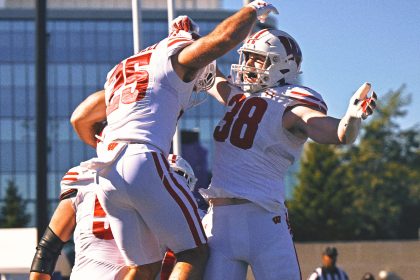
[261,88,283,100]
[285,86,328,113]
[167,31,194,56]
[59,166,96,200]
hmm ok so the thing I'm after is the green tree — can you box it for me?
[288,142,352,241]
[345,87,420,239]
[288,87,420,240]
[0,180,31,228]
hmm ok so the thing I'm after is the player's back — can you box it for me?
[60,167,126,280]
[103,31,196,155]
[206,85,327,212]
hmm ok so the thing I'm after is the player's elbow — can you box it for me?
[70,111,83,130]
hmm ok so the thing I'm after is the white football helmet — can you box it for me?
[231,29,302,93]
[168,154,198,191]
[187,60,217,109]
[194,60,216,93]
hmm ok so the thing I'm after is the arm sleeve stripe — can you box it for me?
[288,97,328,113]
[61,177,94,185]
[289,90,328,107]
[168,38,193,47]
[287,90,328,112]
[62,177,78,182]
[59,189,77,200]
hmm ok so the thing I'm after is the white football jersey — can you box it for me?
[201,85,327,213]
[103,30,197,155]
[60,166,126,279]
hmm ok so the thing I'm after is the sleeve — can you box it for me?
[166,30,195,57]
[307,268,320,280]
[104,63,120,91]
[285,86,328,113]
[59,166,96,201]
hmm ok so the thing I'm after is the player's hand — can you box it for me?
[246,0,279,23]
[346,82,377,120]
[170,15,200,35]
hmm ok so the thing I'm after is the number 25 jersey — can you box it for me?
[204,85,328,213]
[103,31,196,155]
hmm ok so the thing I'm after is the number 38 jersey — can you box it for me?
[103,30,197,155]
[60,166,126,279]
[203,85,327,213]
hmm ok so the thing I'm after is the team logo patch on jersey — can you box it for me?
[272,215,281,224]
[107,142,119,151]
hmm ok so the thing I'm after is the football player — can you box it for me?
[29,166,127,280]
[69,2,279,279]
[29,150,199,280]
[160,154,202,280]
[200,29,377,279]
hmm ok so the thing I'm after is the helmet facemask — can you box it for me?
[231,50,273,93]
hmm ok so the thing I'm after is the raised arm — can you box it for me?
[70,90,106,148]
[173,1,278,82]
[284,83,377,144]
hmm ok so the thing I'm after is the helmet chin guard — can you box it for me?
[231,29,302,93]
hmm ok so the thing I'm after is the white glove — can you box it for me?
[170,15,200,35]
[246,0,279,23]
[346,82,377,120]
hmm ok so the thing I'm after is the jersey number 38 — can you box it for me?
[214,94,267,149]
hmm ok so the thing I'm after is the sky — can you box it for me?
[222,0,420,129]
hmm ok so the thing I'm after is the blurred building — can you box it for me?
[0,1,278,225]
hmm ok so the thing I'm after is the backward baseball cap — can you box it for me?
[323,246,338,257]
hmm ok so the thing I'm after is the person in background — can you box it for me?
[378,270,403,280]
[362,272,376,280]
[307,247,349,280]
